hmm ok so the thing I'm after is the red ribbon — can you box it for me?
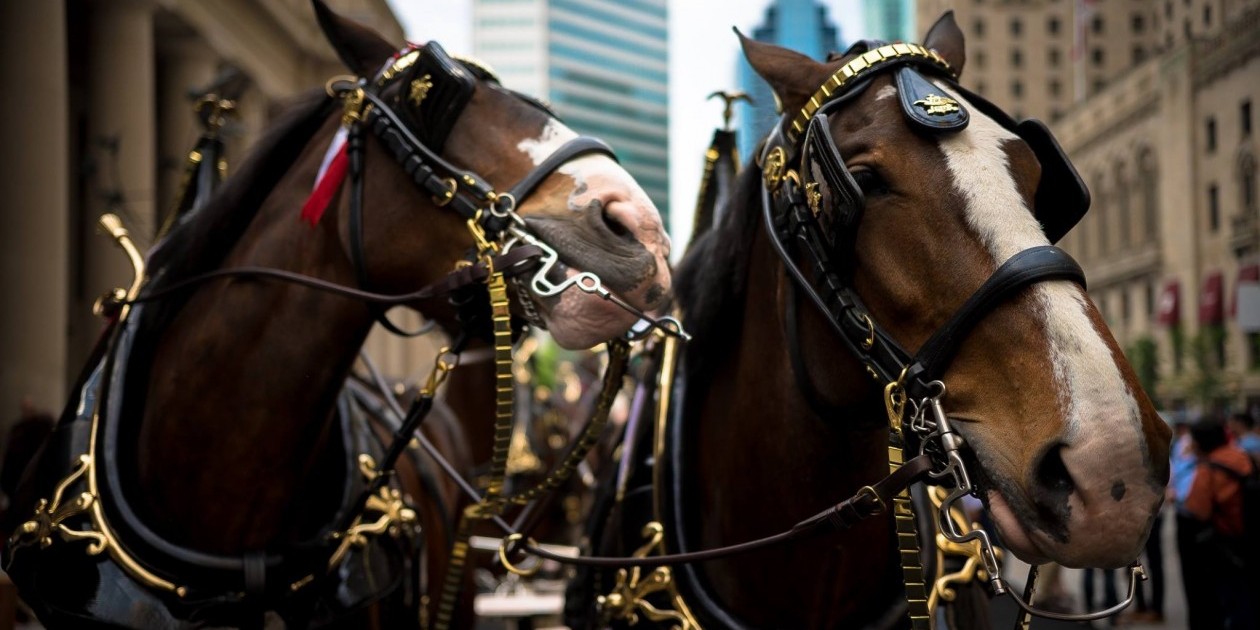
[299,142,348,226]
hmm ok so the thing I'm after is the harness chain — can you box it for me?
[485,273,515,500]
[885,382,931,629]
[433,337,630,630]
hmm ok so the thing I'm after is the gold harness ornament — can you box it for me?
[912,94,961,116]
[596,522,701,630]
[11,214,188,598]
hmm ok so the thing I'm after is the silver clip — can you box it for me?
[504,224,691,341]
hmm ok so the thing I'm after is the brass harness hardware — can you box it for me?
[596,522,702,630]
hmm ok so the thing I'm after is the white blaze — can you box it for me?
[932,83,1140,442]
[515,119,644,198]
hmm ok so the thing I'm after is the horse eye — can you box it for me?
[850,169,889,196]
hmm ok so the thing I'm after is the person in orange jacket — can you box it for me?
[1184,418,1255,629]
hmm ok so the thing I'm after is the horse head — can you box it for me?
[314,1,670,348]
[740,13,1170,570]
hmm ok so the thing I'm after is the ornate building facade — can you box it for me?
[0,0,427,437]
[915,0,1260,412]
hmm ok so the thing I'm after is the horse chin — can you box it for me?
[984,490,1053,566]
[537,290,639,349]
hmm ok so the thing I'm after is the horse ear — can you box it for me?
[312,0,397,77]
[737,29,827,117]
[923,11,966,77]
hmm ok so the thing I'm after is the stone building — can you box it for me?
[914,1,1260,411]
[0,0,443,437]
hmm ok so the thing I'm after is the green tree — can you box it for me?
[1125,336,1159,403]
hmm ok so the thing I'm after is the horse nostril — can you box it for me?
[600,204,635,240]
[1033,443,1075,499]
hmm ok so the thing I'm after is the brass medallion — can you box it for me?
[805,181,823,216]
[913,94,961,116]
[409,74,434,106]
[763,146,787,191]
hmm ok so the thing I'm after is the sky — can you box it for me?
[385,0,870,253]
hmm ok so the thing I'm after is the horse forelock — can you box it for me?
[932,83,1141,442]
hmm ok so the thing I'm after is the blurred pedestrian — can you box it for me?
[1226,411,1260,462]
[1184,418,1256,629]
[1171,417,1220,630]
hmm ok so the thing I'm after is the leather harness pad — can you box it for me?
[894,67,969,133]
[398,42,477,153]
[950,84,1090,243]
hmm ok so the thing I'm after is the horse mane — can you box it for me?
[674,157,765,380]
[146,89,334,295]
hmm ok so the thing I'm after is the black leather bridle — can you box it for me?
[759,53,1087,404]
[332,42,616,335]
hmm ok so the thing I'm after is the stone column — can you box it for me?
[0,0,70,429]
[69,0,156,369]
[157,38,218,223]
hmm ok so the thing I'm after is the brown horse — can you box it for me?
[585,14,1170,630]
[2,2,669,627]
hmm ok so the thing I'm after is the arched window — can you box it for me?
[1093,173,1109,256]
[1115,161,1130,248]
[1138,148,1158,242]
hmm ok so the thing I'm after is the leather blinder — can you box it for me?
[398,42,477,153]
[801,114,865,247]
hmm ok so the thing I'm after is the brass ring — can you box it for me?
[497,533,541,576]
[324,74,358,97]
[859,312,875,350]
[857,485,886,514]
[432,177,457,207]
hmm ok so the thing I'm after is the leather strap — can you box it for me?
[517,454,933,568]
[506,136,616,203]
[906,245,1086,387]
[125,245,544,308]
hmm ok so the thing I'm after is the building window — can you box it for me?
[1139,148,1158,241]
[1244,100,1253,136]
[975,50,987,69]
[1209,184,1220,232]
[975,19,985,37]
[1049,79,1061,96]
[1242,153,1258,215]
[1122,288,1132,323]
[1207,117,1217,152]
[1012,50,1023,67]
[1133,46,1147,65]
[1051,108,1064,121]
[1096,176,1109,253]
[1165,1,1172,18]
[1204,4,1212,26]
[1012,80,1023,98]
[1011,18,1022,36]
[1092,16,1104,34]
[1133,14,1146,33]
[1146,281,1156,317]
[975,81,987,95]
[1092,48,1105,65]
[1116,163,1131,247]
[1049,48,1062,66]
[1093,79,1107,93]
[1048,16,1061,34]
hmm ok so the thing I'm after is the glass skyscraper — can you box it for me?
[473,0,670,224]
[735,0,843,161]
[864,0,915,43]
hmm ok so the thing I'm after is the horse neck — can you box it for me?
[684,209,903,627]
[134,133,381,554]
